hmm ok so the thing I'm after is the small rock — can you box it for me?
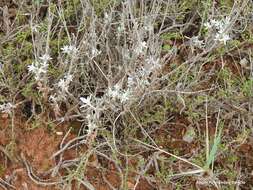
[183,127,196,143]
[56,131,63,136]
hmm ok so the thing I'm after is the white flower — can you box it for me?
[87,120,97,134]
[117,23,125,33]
[205,17,230,33]
[108,88,120,98]
[204,21,212,29]
[204,17,230,31]
[140,78,150,86]
[65,74,73,83]
[39,54,52,63]
[120,90,130,103]
[215,33,231,45]
[57,74,73,92]
[204,17,232,45]
[0,103,15,114]
[104,12,109,19]
[57,79,68,92]
[31,25,39,32]
[205,19,220,31]
[80,96,92,108]
[61,45,78,55]
[191,36,204,47]
[107,84,131,103]
[107,84,123,99]
[145,57,161,72]
[84,113,97,135]
[211,19,222,29]
[104,12,111,24]
[27,61,48,81]
[147,57,160,65]
[91,48,101,58]
[27,64,37,73]
[222,17,230,28]
[204,19,222,30]
[127,76,135,88]
[204,19,217,29]
[141,41,147,48]
[137,67,150,77]
[49,94,58,103]
[135,41,147,55]
[144,24,153,32]
[37,66,47,74]
[114,84,121,91]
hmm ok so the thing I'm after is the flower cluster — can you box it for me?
[61,45,78,55]
[28,54,51,81]
[85,113,97,135]
[101,56,162,107]
[214,33,231,45]
[117,23,125,33]
[127,56,161,89]
[144,57,161,73]
[57,74,73,93]
[0,102,15,114]
[191,36,204,48]
[104,12,112,24]
[79,96,100,135]
[204,17,230,30]
[80,96,93,109]
[107,84,131,103]
[134,41,147,55]
[91,47,101,58]
[128,71,150,89]
[204,17,231,45]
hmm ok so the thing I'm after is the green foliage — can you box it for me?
[184,95,205,121]
[140,105,167,126]
[241,78,253,97]
[205,122,224,170]
[16,30,31,44]
[21,81,40,100]
[16,10,28,25]
[226,154,238,165]
[179,0,198,12]
[37,21,49,33]
[241,29,253,42]
[47,122,57,133]
[63,0,79,20]
[49,37,69,55]
[162,44,172,52]
[0,95,6,103]
[0,164,5,176]
[161,32,183,41]
[155,155,171,183]
[32,0,44,5]
[26,120,41,130]
[2,43,15,58]
[0,1,252,188]
[91,0,116,16]
[229,39,242,47]
[193,153,206,167]
[220,0,234,12]
[216,68,240,98]
[47,68,61,80]
[20,41,33,56]
[5,141,17,159]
